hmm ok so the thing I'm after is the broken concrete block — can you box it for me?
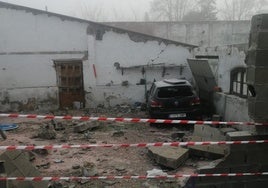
[0,129,7,140]
[112,131,125,137]
[73,121,99,133]
[51,120,65,131]
[171,132,185,140]
[226,131,253,141]
[219,127,237,135]
[37,124,56,139]
[188,136,229,159]
[193,125,226,140]
[146,168,168,176]
[0,161,7,188]
[148,146,189,169]
[0,150,48,188]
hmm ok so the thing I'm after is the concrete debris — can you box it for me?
[27,151,36,161]
[188,125,229,159]
[73,121,100,133]
[112,130,125,137]
[146,168,168,176]
[37,124,56,139]
[54,159,64,163]
[81,162,98,176]
[36,162,50,169]
[148,147,189,169]
[68,184,76,188]
[72,164,80,169]
[0,129,7,140]
[32,148,49,155]
[0,150,48,188]
[188,136,228,159]
[48,182,63,188]
[115,165,126,172]
[60,150,69,155]
[51,120,65,131]
[0,161,7,188]
[226,131,253,141]
[79,179,90,185]
[102,180,117,186]
[171,132,186,140]
[219,127,237,135]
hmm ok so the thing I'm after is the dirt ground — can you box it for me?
[0,109,210,188]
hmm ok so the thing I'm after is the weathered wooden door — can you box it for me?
[55,61,85,109]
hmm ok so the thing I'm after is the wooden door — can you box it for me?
[55,61,85,109]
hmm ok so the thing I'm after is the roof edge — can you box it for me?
[0,1,196,48]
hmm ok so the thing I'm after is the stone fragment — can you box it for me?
[37,124,56,139]
[188,136,228,159]
[72,164,80,169]
[60,150,69,155]
[112,131,125,137]
[148,146,189,169]
[82,162,98,176]
[73,121,100,133]
[54,159,64,163]
[171,132,186,140]
[226,131,253,141]
[146,168,168,176]
[0,150,48,188]
[32,149,48,155]
[102,180,117,186]
[51,120,65,131]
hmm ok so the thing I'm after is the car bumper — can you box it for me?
[149,108,202,120]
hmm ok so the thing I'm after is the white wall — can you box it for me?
[213,92,256,132]
[0,6,89,111]
[0,8,88,52]
[86,31,193,107]
[0,6,194,110]
[193,46,247,93]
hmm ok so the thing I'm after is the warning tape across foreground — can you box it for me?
[1,172,268,181]
[0,140,267,150]
[0,113,268,126]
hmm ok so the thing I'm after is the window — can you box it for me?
[157,86,193,98]
[230,67,248,97]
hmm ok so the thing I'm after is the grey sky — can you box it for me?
[1,0,268,21]
[1,0,152,21]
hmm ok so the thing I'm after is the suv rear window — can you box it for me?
[157,86,193,98]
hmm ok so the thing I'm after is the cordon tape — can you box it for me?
[0,140,267,150]
[1,172,268,181]
[0,113,268,126]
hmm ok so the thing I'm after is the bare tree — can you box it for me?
[79,2,105,22]
[150,0,197,21]
[220,0,268,20]
[183,0,217,21]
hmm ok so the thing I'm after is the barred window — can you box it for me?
[230,67,248,97]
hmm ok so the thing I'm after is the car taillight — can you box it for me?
[150,100,162,108]
[191,97,200,105]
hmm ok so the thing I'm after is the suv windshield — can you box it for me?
[157,86,193,98]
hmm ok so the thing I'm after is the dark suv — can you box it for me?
[147,79,201,120]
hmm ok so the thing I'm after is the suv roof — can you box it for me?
[154,79,191,88]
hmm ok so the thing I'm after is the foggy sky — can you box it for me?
[1,0,268,21]
[1,0,152,21]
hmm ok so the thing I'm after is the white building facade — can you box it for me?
[0,2,195,111]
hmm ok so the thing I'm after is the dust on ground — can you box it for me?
[0,109,211,188]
